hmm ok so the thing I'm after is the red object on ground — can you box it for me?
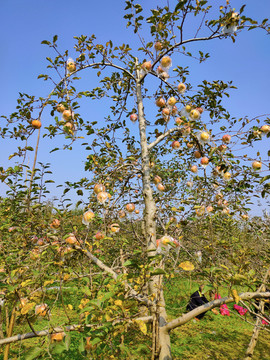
[233,304,248,316]
[215,293,230,316]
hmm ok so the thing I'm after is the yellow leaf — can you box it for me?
[179,261,194,271]
[63,274,70,281]
[114,300,122,307]
[67,304,73,310]
[21,279,32,288]
[136,320,147,335]
[21,302,35,315]
[171,207,178,212]
[231,289,240,304]
[44,280,54,287]
[105,312,113,321]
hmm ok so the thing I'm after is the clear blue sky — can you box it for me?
[0,0,270,214]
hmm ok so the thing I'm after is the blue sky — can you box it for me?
[0,0,270,214]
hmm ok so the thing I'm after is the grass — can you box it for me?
[165,276,270,360]
[1,277,270,359]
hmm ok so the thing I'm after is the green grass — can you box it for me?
[1,277,270,359]
[165,276,270,360]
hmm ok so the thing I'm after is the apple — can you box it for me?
[154,42,163,51]
[194,150,201,159]
[162,107,170,116]
[206,205,213,213]
[190,165,198,173]
[97,191,108,204]
[156,66,164,75]
[110,223,120,233]
[196,107,204,114]
[175,117,183,125]
[177,83,186,94]
[189,109,200,120]
[218,144,227,152]
[157,183,165,192]
[187,142,193,149]
[126,203,135,212]
[261,125,270,134]
[67,59,76,72]
[186,181,193,188]
[199,131,210,143]
[31,119,42,129]
[160,56,172,69]
[65,234,78,245]
[222,134,231,144]
[200,157,209,167]
[167,97,177,106]
[94,183,105,194]
[50,219,60,229]
[153,175,162,184]
[171,105,178,116]
[156,98,166,108]
[241,214,249,220]
[56,103,66,113]
[185,105,192,113]
[118,210,126,218]
[141,61,152,71]
[135,209,140,214]
[172,141,181,149]
[252,161,262,171]
[130,113,138,122]
[82,210,95,226]
[62,109,73,120]
[94,232,104,240]
[223,172,231,181]
[63,122,74,133]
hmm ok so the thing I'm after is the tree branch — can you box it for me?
[76,245,153,307]
[148,127,181,151]
[0,316,153,346]
[139,34,221,83]
[165,291,270,332]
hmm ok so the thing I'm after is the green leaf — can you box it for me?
[123,260,133,266]
[175,0,188,12]
[50,341,66,354]
[78,337,85,353]
[25,347,43,360]
[150,268,166,276]
[50,148,60,153]
[41,40,51,45]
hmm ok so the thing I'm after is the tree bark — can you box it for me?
[135,62,171,359]
[244,268,270,360]
[4,307,16,360]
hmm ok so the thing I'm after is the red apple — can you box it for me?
[172,141,181,149]
[222,134,231,143]
[130,113,138,122]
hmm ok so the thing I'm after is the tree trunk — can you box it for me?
[244,269,269,360]
[135,64,172,359]
[4,307,16,360]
